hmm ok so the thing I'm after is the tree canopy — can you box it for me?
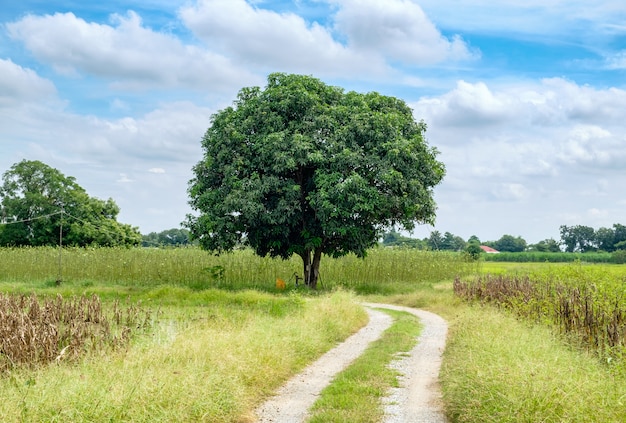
[142,228,192,247]
[186,73,445,288]
[0,160,141,247]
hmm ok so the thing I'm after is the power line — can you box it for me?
[0,210,63,225]
[1,209,124,234]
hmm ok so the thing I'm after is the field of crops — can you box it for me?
[456,262,626,370]
[0,246,473,295]
[0,246,471,376]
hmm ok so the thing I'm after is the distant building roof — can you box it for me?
[480,245,500,253]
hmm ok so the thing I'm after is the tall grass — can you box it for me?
[0,290,367,422]
[441,306,626,422]
[0,246,472,294]
[455,264,626,370]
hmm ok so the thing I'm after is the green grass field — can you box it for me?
[1,248,626,422]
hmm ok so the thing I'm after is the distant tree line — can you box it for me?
[382,224,626,254]
[141,228,193,247]
[3,161,624,256]
[559,224,626,253]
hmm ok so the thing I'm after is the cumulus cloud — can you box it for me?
[332,0,475,64]
[416,80,515,127]
[69,101,211,164]
[0,59,56,106]
[1,99,211,232]
[180,0,473,77]
[180,0,384,75]
[414,78,626,135]
[409,77,626,240]
[6,11,257,91]
[557,125,624,166]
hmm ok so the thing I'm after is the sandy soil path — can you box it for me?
[254,303,448,423]
[364,303,449,423]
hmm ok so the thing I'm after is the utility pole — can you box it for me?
[56,208,63,285]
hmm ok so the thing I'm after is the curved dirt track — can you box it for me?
[365,303,449,423]
[254,303,448,423]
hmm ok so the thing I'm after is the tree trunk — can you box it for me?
[300,248,322,289]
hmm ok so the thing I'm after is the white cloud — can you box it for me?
[604,50,626,69]
[116,173,133,183]
[1,99,211,233]
[179,0,473,77]
[406,77,626,242]
[332,0,475,64]
[0,59,56,106]
[416,80,515,127]
[180,0,384,75]
[6,11,258,91]
[490,183,530,201]
[72,101,211,165]
[557,125,617,166]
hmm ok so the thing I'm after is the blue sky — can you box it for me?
[2,0,626,244]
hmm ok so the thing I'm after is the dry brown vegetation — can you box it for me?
[454,273,626,360]
[0,293,153,372]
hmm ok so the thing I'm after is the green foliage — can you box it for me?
[465,242,483,260]
[559,224,596,252]
[142,228,192,247]
[0,160,140,247]
[493,234,526,252]
[425,230,467,251]
[611,249,626,264]
[186,73,445,287]
[0,289,367,422]
[483,251,613,263]
[381,231,426,249]
[527,238,561,252]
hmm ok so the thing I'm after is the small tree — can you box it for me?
[0,160,140,247]
[186,73,445,288]
[465,242,483,260]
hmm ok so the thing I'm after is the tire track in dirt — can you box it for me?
[254,304,448,423]
[364,303,448,423]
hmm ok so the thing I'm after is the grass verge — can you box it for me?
[307,309,422,423]
[441,304,626,423]
[0,289,367,422]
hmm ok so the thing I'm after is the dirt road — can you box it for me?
[254,303,448,422]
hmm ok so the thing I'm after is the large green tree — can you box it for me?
[494,234,527,252]
[559,224,596,253]
[186,73,445,288]
[0,160,141,247]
